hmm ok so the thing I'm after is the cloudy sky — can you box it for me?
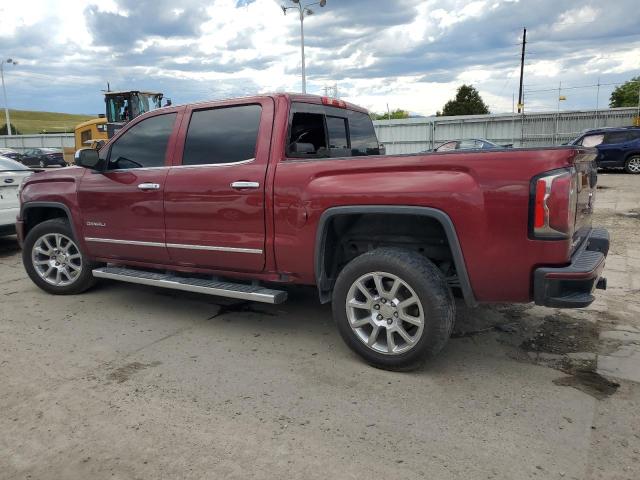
[1,0,638,116]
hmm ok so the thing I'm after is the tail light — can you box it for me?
[321,97,347,108]
[530,168,577,240]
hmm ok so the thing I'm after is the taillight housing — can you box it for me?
[529,167,577,240]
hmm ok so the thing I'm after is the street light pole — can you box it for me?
[1,58,17,136]
[282,0,327,94]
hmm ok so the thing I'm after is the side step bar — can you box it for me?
[92,266,288,304]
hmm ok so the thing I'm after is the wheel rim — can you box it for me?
[31,233,83,286]
[346,271,425,355]
[39,160,45,168]
[628,157,640,173]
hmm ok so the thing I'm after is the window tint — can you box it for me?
[289,112,327,156]
[603,131,630,145]
[326,116,349,149]
[349,112,380,156]
[108,113,176,170]
[182,104,262,166]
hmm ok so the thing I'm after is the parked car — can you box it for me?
[20,148,67,168]
[16,94,608,370]
[0,147,25,162]
[0,156,33,236]
[434,138,506,152]
[568,127,640,174]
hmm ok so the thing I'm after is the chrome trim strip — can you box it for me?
[85,237,165,248]
[84,237,263,254]
[170,158,255,169]
[166,243,263,254]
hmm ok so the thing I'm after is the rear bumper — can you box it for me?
[533,227,609,308]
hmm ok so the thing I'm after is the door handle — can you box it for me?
[138,183,160,191]
[231,181,260,189]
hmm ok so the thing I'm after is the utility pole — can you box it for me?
[1,58,18,136]
[517,27,526,114]
[594,77,600,128]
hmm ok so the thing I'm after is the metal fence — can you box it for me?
[373,107,639,155]
[0,134,75,152]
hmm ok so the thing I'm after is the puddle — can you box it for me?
[553,371,619,400]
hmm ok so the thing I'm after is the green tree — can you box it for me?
[438,84,490,116]
[609,76,640,108]
[0,123,21,135]
[371,109,410,120]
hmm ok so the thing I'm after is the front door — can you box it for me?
[164,99,273,272]
[78,111,181,264]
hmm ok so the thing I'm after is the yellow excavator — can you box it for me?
[66,90,166,163]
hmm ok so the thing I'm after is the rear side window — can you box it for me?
[182,104,262,166]
[108,113,176,170]
[287,103,380,158]
[603,131,631,145]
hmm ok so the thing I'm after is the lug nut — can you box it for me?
[374,304,380,310]
[377,314,383,321]
[381,299,386,304]
[387,319,393,325]
[393,312,399,318]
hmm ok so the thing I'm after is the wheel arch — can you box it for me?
[314,206,476,307]
[21,202,79,240]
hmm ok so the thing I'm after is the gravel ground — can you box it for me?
[1,172,639,480]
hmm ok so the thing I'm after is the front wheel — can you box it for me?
[22,218,98,295]
[625,156,640,174]
[332,248,455,371]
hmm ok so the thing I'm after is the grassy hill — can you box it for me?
[1,109,98,134]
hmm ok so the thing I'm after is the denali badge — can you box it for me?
[86,221,106,227]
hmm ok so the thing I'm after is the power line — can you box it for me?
[524,81,626,94]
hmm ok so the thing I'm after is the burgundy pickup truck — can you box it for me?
[17,93,609,369]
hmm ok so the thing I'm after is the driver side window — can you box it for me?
[107,113,176,170]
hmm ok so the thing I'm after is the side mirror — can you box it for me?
[74,148,101,169]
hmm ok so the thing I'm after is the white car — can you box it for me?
[0,155,32,236]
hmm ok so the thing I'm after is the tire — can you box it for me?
[22,218,98,295]
[332,247,455,371]
[624,155,640,174]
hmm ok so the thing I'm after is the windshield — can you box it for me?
[0,156,29,170]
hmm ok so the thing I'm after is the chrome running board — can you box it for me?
[92,266,287,304]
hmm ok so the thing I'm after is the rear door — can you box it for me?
[0,160,31,227]
[163,98,273,272]
[78,111,181,264]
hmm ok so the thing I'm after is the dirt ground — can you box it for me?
[1,173,639,480]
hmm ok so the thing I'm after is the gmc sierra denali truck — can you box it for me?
[17,93,609,370]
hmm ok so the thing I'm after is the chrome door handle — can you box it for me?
[231,181,260,189]
[138,183,160,191]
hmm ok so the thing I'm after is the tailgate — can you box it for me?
[572,149,598,251]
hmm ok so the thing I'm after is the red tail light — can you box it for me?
[530,168,577,239]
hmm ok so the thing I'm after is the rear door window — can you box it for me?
[182,104,262,166]
[580,134,604,147]
[348,112,379,156]
[603,131,630,145]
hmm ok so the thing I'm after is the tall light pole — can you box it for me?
[282,0,327,94]
[1,58,18,136]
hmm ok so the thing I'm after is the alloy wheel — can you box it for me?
[345,271,425,355]
[31,233,82,286]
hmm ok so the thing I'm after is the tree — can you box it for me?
[0,123,21,135]
[609,77,640,108]
[370,109,410,120]
[438,84,490,116]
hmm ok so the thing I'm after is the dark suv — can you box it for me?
[569,127,640,174]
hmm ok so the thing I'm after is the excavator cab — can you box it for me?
[104,90,164,138]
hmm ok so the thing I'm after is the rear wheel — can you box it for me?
[22,218,98,295]
[625,156,640,174]
[332,248,455,371]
